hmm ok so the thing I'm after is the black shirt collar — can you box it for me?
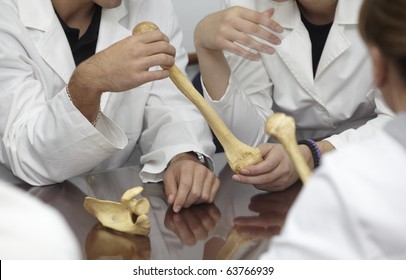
[56,5,102,65]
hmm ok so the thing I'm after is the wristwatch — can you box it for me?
[193,152,207,166]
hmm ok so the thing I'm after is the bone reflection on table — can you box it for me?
[265,113,312,183]
[215,226,255,260]
[133,22,263,173]
[216,182,302,260]
[85,223,151,260]
[83,186,151,235]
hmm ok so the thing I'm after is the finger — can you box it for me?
[172,172,193,213]
[163,170,178,205]
[222,39,261,61]
[221,26,276,56]
[183,167,206,208]
[242,159,278,176]
[195,171,220,205]
[133,30,170,44]
[140,41,176,57]
[137,53,175,70]
[132,69,170,84]
[208,176,221,203]
[241,7,283,33]
[233,31,277,55]
[232,170,280,185]
[195,171,213,205]
[234,19,282,46]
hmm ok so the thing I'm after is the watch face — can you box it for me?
[195,152,206,164]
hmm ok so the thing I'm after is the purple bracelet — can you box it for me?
[298,139,321,168]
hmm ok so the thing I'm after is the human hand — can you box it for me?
[164,153,221,213]
[194,6,283,60]
[232,143,310,191]
[164,203,221,245]
[68,30,175,112]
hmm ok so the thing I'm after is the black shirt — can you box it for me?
[301,13,333,77]
[56,5,102,66]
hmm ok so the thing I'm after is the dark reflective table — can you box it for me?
[2,154,301,260]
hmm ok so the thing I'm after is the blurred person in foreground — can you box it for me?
[0,179,81,259]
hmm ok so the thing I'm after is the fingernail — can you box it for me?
[232,175,240,182]
[240,169,250,175]
[173,205,182,213]
[276,26,284,33]
[167,194,174,204]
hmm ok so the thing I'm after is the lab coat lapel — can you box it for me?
[274,2,314,95]
[96,5,130,53]
[18,0,75,84]
[315,25,350,79]
[315,0,354,79]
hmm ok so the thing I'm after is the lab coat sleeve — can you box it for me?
[203,52,274,147]
[326,89,394,149]
[0,42,127,186]
[139,5,215,182]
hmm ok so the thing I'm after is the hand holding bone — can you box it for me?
[265,113,311,183]
[133,22,263,173]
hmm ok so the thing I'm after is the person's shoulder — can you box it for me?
[318,129,406,196]
[0,0,19,26]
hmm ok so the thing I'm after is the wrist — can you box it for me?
[67,70,102,125]
[298,139,321,169]
[169,152,206,166]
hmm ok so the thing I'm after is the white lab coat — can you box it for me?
[261,113,406,259]
[204,0,393,148]
[0,180,82,259]
[0,0,215,185]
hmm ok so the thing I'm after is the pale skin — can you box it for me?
[52,0,220,212]
[194,0,337,191]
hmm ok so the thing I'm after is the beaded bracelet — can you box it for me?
[66,85,101,127]
[298,139,321,168]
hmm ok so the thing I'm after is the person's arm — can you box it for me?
[195,6,282,101]
[68,30,176,125]
[0,6,175,185]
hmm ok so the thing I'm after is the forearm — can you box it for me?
[68,64,103,124]
[196,46,230,101]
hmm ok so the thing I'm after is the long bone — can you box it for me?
[133,22,263,173]
[265,113,311,183]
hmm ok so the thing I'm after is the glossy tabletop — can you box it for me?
[4,153,301,260]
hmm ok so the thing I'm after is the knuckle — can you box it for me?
[189,188,201,200]
[201,192,210,202]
